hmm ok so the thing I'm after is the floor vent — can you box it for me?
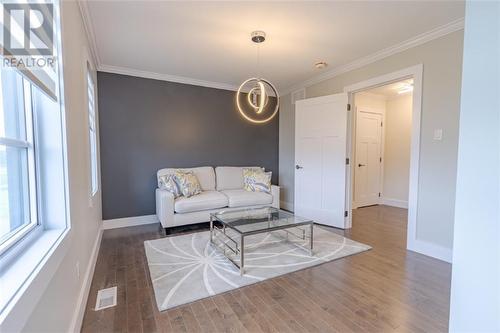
[95,286,117,311]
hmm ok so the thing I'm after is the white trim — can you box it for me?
[342,65,433,259]
[68,228,102,333]
[102,214,159,230]
[291,88,306,105]
[76,4,463,96]
[78,1,240,92]
[0,230,71,332]
[408,239,453,263]
[380,197,408,209]
[280,201,294,212]
[98,64,240,92]
[77,0,101,68]
[283,18,464,95]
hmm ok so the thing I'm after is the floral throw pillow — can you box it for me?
[243,168,272,194]
[174,170,202,198]
[158,174,182,198]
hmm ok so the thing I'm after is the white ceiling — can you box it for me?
[84,1,464,92]
[366,79,414,99]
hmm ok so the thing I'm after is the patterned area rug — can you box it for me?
[144,227,370,311]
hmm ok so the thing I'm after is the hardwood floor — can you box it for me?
[81,205,451,332]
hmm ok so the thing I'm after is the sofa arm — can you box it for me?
[271,185,280,209]
[156,189,175,228]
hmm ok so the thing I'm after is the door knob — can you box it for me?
[358,164,366,167]
[295,165,303,170]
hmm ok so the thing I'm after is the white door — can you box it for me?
[294,93,348,228]
[354,110,383,207]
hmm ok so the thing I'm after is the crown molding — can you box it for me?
[282,18,465,95]
[77,0,101,68]
[77,4,463,95]
[98,64,240,91]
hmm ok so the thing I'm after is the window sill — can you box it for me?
[0,227,71,332]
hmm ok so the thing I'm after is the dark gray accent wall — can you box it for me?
[98,72,279,220]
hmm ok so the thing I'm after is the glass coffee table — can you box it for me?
[209,207,314,275]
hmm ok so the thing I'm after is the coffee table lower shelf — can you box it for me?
[209,214,314,276]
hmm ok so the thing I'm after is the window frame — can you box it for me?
[86,66,98,197]
[0,1,73,328]
[0,76,40,256]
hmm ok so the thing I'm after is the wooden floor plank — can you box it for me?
[81,205,451,332]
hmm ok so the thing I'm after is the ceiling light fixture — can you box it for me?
[314,61,328,69]
[397,87,413,94]
[396,81,414,94]
[236,31,279,124]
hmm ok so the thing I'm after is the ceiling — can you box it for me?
[84,1,464,92]
[366,79,414,99]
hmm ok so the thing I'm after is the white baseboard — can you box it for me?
[381,197,408,209]
[102,214,159,230]
[408,238,453,263]
[280,201,294,212]
[68,227,103,332]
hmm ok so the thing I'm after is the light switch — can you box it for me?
[433,129,443,141]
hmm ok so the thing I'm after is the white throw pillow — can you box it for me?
[158,174,182,198]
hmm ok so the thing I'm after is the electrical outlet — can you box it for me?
[76,261,80,280]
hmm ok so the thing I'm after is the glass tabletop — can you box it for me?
[211,207,313,235]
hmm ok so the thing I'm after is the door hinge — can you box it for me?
[378,192,381,197]
[344,211,348,217]
[380,157,382,163]
[346,158,350,165]
[347,104,351,111]
[381,121,383,127]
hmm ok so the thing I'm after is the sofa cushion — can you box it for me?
[158,166,215,191]
[174,191,228,213]
[221,189,273,208]
[215,166,263,191]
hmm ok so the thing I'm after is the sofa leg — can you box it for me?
[164,227,171,236]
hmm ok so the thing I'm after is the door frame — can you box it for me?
[343,64,423,252]
[353,106,386,209]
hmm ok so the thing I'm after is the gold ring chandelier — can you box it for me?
[236,31,280,124]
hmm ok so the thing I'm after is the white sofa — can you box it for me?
[155,166,280,234]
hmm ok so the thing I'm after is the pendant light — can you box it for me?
[236,31,279,124]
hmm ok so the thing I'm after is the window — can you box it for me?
[87,69,98,196]
[0,70,38,254]
[0,1,75,324]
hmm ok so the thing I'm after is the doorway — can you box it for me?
[353,79,413,210]
[343,65,423,253]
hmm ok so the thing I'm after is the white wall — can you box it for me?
[21,1,102,332]
[383,93,412,204]
[279,31,463,254]
[449,1,499,331]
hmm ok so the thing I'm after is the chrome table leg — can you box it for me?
[210,216,213,244]
[240,234,244,276]
[309,222,314,256]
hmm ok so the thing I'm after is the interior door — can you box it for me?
[294,93,348,228]
[354,110,383,207]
